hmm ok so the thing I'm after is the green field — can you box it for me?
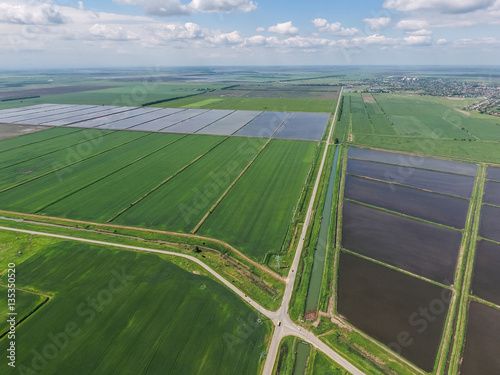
[0,127,82,153]
[0,129,318,262]
[336,93,500,163]
[154,95,337,113]
[0,287,45,334]
[0,132,169,213]
[0,83,229,108]
[198,139,317,260]
[114,136,268,232]
[0,233,271,374]
[0,130,142,191]
[41,135,224,222]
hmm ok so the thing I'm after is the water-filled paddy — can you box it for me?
[342,201,462,284]
[460,301,500,375]
[471,240,500,306]
[346,158,475,198]
[348,147,478,176]
[482,180,500,207]
[344,175,470,228]
[337,252,451,372]
[478,204,500,242]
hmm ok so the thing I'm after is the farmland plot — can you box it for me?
[198,139,317,260]
[41,135,223,222]
[234,111,289,138]
[0,238,270,375]
[470,240,500,306]
[114,136,267,233]
[342,201,462,284]
[0,130,140,191]
[0,127,82,153]
[0,133,173,213]
[348,147,478,176]
[0,128,115,170]
[460,301,500,375]
[478,204,500,242]
[337,252,451,372]
[483,180,500,207]
[346,158,475,198]
[344,175,470,229]
[487,166,500,182]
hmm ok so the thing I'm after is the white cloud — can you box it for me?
[281,35,334,48]
[396,19,429,30]
[312,18,358,36]
[207,30,244,44]
[407,29,432,36]
[89,24,139,41]
[436,38,448,45]
[363,17,391,31]
[345,34,399,46]
[113,0,257,16]
[0,3,67,25]
[404,35,432,45]
[78,1,85,11]
[383,0,495,14]
[454,37,500,45]
[267,21,298,35]
[256,26,265,32]
[152,22,205,41]
[115,0,190,16]
[189,0,257,13]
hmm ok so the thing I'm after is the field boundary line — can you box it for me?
[106,137,230,223]
[0,296,50,340]
[343,198,465,232]
[340,248,454,290]
[448,164,486,374]
[0,132,153,195]
[190,114,291,235]
[0,129,117,172]
[433,164,484,375]
[35,134,188,214]
[191,137,273,234]
[345,173,473,199]
[0,283,53,298]
[0,127,84,154]
[0,210,284,282]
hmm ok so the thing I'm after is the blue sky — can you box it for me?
[1,0,500,69]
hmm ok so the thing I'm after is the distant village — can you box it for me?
[344,76,500,116]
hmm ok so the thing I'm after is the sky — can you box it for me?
[1,0,500,69]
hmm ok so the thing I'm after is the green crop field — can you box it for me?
[114,136,268,232]
[0,132,169,213]
[198,139,317,260]
[0,127,82,153]
[0,130,140,191]
[0,232,271,375]
[0,83,229,108]
[41,134,224,222]
[153,96,337,113]
[0,128,319,263]
[0,287,45,334]
[0,129,114,169]
[335,93,500,163]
